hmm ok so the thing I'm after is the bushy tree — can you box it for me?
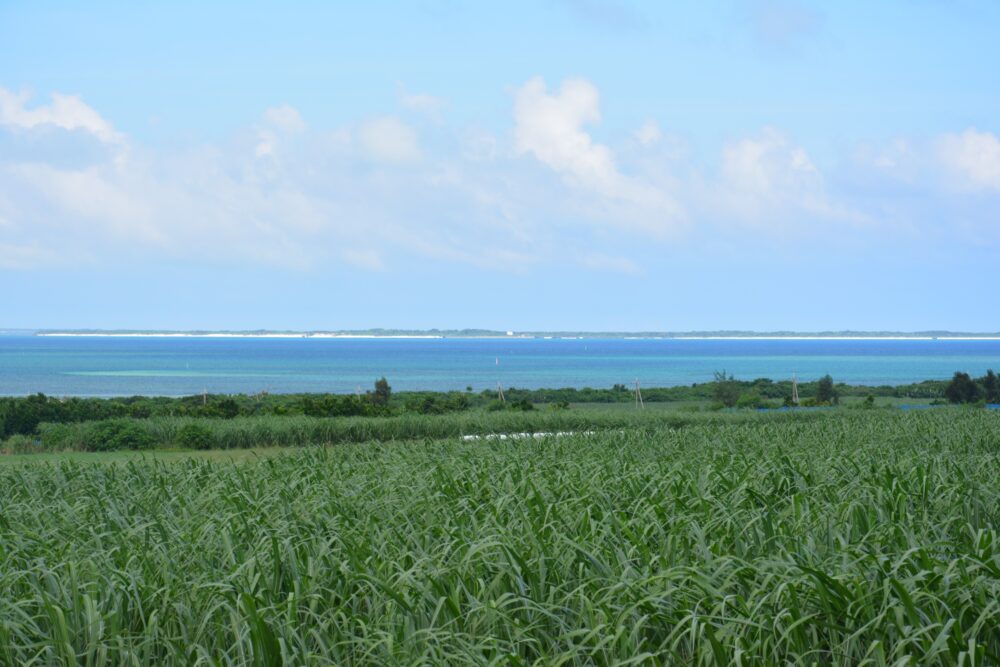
[301,395,372,417]
[176,423,215,450]
[982,369,999,403]
[816,375,839,405]
[372,377,392,407]
[945,372,980,404]
[712,371,741,408]
[1,393,55,437]
[83,420,156,452]
[736,391,766,409]
[404,392,470,414]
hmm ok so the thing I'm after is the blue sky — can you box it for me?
[1,1,998,331]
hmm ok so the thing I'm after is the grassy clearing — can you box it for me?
[0,409,998,664]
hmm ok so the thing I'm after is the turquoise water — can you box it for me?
[1,335,998,397]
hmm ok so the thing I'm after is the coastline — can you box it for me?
[32,332,1000,341]
[36,333,447,339]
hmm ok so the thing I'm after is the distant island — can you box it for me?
[25,328,1000,339]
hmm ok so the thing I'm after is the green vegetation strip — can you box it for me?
[0,409,998,664]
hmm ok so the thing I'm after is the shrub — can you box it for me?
[83,420,156,452]
[736,392,766,409]
[1,434,37,454]
[175,423,216,450]
[945,372,980,404]
[35,422,82,450]
[712,371,741,408]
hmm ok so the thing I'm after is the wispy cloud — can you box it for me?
[1,80,997,276]
[0,89,124,144]
[357,116,422,164]
[937,128,1000,191]
[397,86,447,121]
[857,128,1000,194]
[713,127,840,224]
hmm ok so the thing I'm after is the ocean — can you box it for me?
[1,334,999,397]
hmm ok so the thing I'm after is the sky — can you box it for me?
[1,0,998,332]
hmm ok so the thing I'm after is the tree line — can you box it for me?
[1,372,993,440]
[944,370,1000,404]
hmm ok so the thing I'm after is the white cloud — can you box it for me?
[8,163,161,242]
[634,120,662,147]
[712,127,846,224]
[938,128,1000,191]
[0,88,123,144]
[513,76,682,232]
[262,105,305,134]
[256,104,305,157]
[0,102,525,272]
[357,116,421,163]
[398,87,446,119]
[7,82,993,277]
[854,129,1000,197]
[514,77,613,189]
[722,128,817,190]
[855,138,914,171]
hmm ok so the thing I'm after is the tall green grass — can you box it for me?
[25,408,818,452]
[0,409,998,664]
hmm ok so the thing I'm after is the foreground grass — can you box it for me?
[0,409,998,665]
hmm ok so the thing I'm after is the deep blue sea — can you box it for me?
[2,334,999,397]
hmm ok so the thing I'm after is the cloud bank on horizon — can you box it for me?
[0,1,997,330]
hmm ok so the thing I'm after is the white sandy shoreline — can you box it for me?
[36,333,446,339]
[33,333,1000,341]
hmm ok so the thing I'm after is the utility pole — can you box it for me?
[791,374,799,405]
[497,382,505,403]
[635,378,644,409]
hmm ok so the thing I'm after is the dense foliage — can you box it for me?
[0,375,960,440]
[0,410,998,664]
[945,370,1000,404]
[13,409,714,453]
